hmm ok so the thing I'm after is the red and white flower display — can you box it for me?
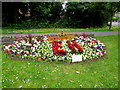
[2,35,106,62]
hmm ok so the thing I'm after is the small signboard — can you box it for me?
[48,35,75,41]
[72,55,82,62]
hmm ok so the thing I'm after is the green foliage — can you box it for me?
[37,21,50,28]
[106,2,120,29]
[2,2,120,28]
[65,2,112,28]
[112,17,119,21]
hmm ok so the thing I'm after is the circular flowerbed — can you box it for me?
[2,34,106,63]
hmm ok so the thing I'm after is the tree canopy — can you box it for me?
[2,2,120,28]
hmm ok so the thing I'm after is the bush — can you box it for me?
[37,21,50,28]
[112,17,119,21]
[50,19,69,28]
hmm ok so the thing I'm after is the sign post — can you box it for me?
[72,55,82,62]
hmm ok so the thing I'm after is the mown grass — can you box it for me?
[2,35,118,88]
[0,42,2,89]
[2,26,120,34]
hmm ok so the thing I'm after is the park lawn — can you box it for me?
[0,42,2,89]
[2,35,118,88]
[2,26,120,34]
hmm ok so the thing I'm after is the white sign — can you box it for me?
[72,55,82,62]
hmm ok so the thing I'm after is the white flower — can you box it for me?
[83,57,86,60]
[5,46,9,50]
[81,42,84,45]
[15,41,18,44]
[76,71,80,74]
[34,39,38,43]
[24,54,27,57]
[19,86,22,88]
[16,77,18,79]
[54,56,57,59]
[28,63,30,65]
[2,35,106,62]
[8,45,12,48]
[25,43,31,46]
[31,47,35,52]
[17,52,21,55]
[26,51,29,54]
[76,40,79,42]
[104,51,106,54]
[79,36,84,39]
[43,36,48,41]
[16,44,20,48]
[41,85,47,88]
[34,44,38,48]
[80,84,83,87]
[32,38,35,41]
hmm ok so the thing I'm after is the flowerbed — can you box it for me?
[2,34,106,63]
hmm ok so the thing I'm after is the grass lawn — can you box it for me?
[2,35,118,88]
[2,26,120,34]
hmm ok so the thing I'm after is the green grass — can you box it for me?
[0,43,2,89]
[2,26,120,34]
[2,35,118,88]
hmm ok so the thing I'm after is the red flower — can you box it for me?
[52,41,67,55]
[12,43,16,45]
[2,46,5,48]
[26,40,29,43]
[24,51,27,54]
[102,51,104,53]
[92,39,96,41]
[6,50,10,54]
[67,40,83,53]
[38,36,41,39]
[30,44,33,47]
[93,42,96,43]
[39,39,43,41]
[17,53,21,55]
[7,43,11,46]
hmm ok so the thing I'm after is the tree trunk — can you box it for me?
[109,15,112,30]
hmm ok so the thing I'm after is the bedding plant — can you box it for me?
[2,34,106,63]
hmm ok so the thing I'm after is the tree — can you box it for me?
[29,2,62,27]
[2,2,63,28]
[106,2,120,30]
[49,2,63,24]
[65,2,110,28]
[2,2,28,27]
[66,2,86,28]
[3,2,120,29]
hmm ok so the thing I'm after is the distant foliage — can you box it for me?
[2,2,120,28]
